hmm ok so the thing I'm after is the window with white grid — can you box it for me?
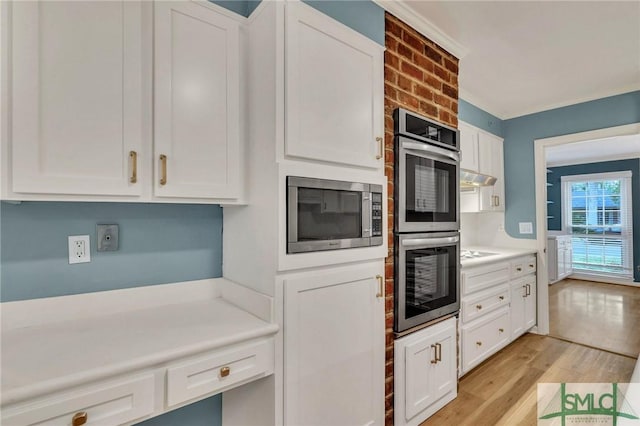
[561,171,634,280]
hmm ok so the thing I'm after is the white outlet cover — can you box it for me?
[519,222,534,234]
[68,235,91,264]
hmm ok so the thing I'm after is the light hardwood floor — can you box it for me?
[420,334,637,426]
[549,279,640,358]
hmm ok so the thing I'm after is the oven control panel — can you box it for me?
[372,192,383,237]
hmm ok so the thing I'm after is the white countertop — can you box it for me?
[1,279,279,406]
[461,246,537,268]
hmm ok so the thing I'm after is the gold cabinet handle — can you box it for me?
[375,275,384,298]
[526,284,531,296]
[430,344,437,364]
[516,267,522,272]
[499,296,505,301]
[72,412,88,426]
[476,341,482,347]
[499,328,504,333]
[495,195,500,207]
[129,151,138,184]
[160,154,167,185]
[476,304,482,310]
[375,137,383,160]
[435,342,442,362]
[220,366,230,378]
[529,264,535,268]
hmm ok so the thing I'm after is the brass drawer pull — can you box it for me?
[435,342,442,362]
[160,154,167,185]
[499,296,505,301]
[129,151,137,184]
[529,264,535,268]
[476,304,482,310]
[499,328,504,333]
[72,412,88,426]
[476,341,482,347]
[430,344,437,364]
[516,267,522,272]
[375,275,384,299]
[376,137,383,160]
[220,366,231,378]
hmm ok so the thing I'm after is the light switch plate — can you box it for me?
[519,222,533,234]
[97,224,119,252]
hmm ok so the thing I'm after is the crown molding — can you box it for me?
[373,0,469,60]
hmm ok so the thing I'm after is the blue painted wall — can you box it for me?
[458,99,504,137]
[546,159,640,282]
[0,202,222,302]
[136,395,222,426]
[502,91,640,239]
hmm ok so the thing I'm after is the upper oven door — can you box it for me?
[396,136,460,233]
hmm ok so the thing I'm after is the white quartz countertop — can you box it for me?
[1,279,279,406]
[461,246,537,268]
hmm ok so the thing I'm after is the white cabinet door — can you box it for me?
[510,280,526,340]
[395,317,457,426]
[524,276,537,330]
[11,1,144,196]
[478,132,504,212]
[154,2,240,199]
[459,121,479,172]
[284,263,384,426]
[285,2,384,169]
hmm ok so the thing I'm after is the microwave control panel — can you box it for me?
[372,193,383,237]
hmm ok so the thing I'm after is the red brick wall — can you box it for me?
[383,12,459,425]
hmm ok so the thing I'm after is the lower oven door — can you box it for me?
[395,232,460,333]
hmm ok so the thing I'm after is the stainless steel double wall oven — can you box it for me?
[394,109,461,333]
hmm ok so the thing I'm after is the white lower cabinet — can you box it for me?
[2,374,155,426]
[460,253,537,376]
[511,275,537,340]
[394,317,457,426]
[283,262,385,426]
[461,307,510,373]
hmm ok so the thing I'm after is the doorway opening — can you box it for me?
[533,123,640,357]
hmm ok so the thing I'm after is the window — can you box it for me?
[562,171,634,280]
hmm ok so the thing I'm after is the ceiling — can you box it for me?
[398,1,640,119]
[546,134,640,167]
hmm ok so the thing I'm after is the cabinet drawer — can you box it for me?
[461,308,510,374]
[2,374,154,426]
[461,284,510,324]
[511,255,536,278]
[166,338,273,407]
[462,262,509,295]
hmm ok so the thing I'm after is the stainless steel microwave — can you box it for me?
[287,176,383,254]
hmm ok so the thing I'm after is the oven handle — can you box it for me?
[402,236,459,247]
[401,140,460,163]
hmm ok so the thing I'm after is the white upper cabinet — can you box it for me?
[459,121,504,213]
[478,132,505,212]
[459,121,479,172]
[285,2,384,170]
[10,1,144,196]
[4,1,244,203]
[154,1,241,200]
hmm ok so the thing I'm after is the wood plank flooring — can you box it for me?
[420,334,637,426]
[549,279,640,358]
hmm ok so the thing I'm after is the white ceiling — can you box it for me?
[546,134,640,167]
[399,1,640,119]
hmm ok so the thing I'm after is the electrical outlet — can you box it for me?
[519,222,533,234]
[68,235,91,264]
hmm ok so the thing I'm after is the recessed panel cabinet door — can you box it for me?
[284,264,384,425]
[154,2,240,199]
[285,2,384,169]
[11,1,144,196]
